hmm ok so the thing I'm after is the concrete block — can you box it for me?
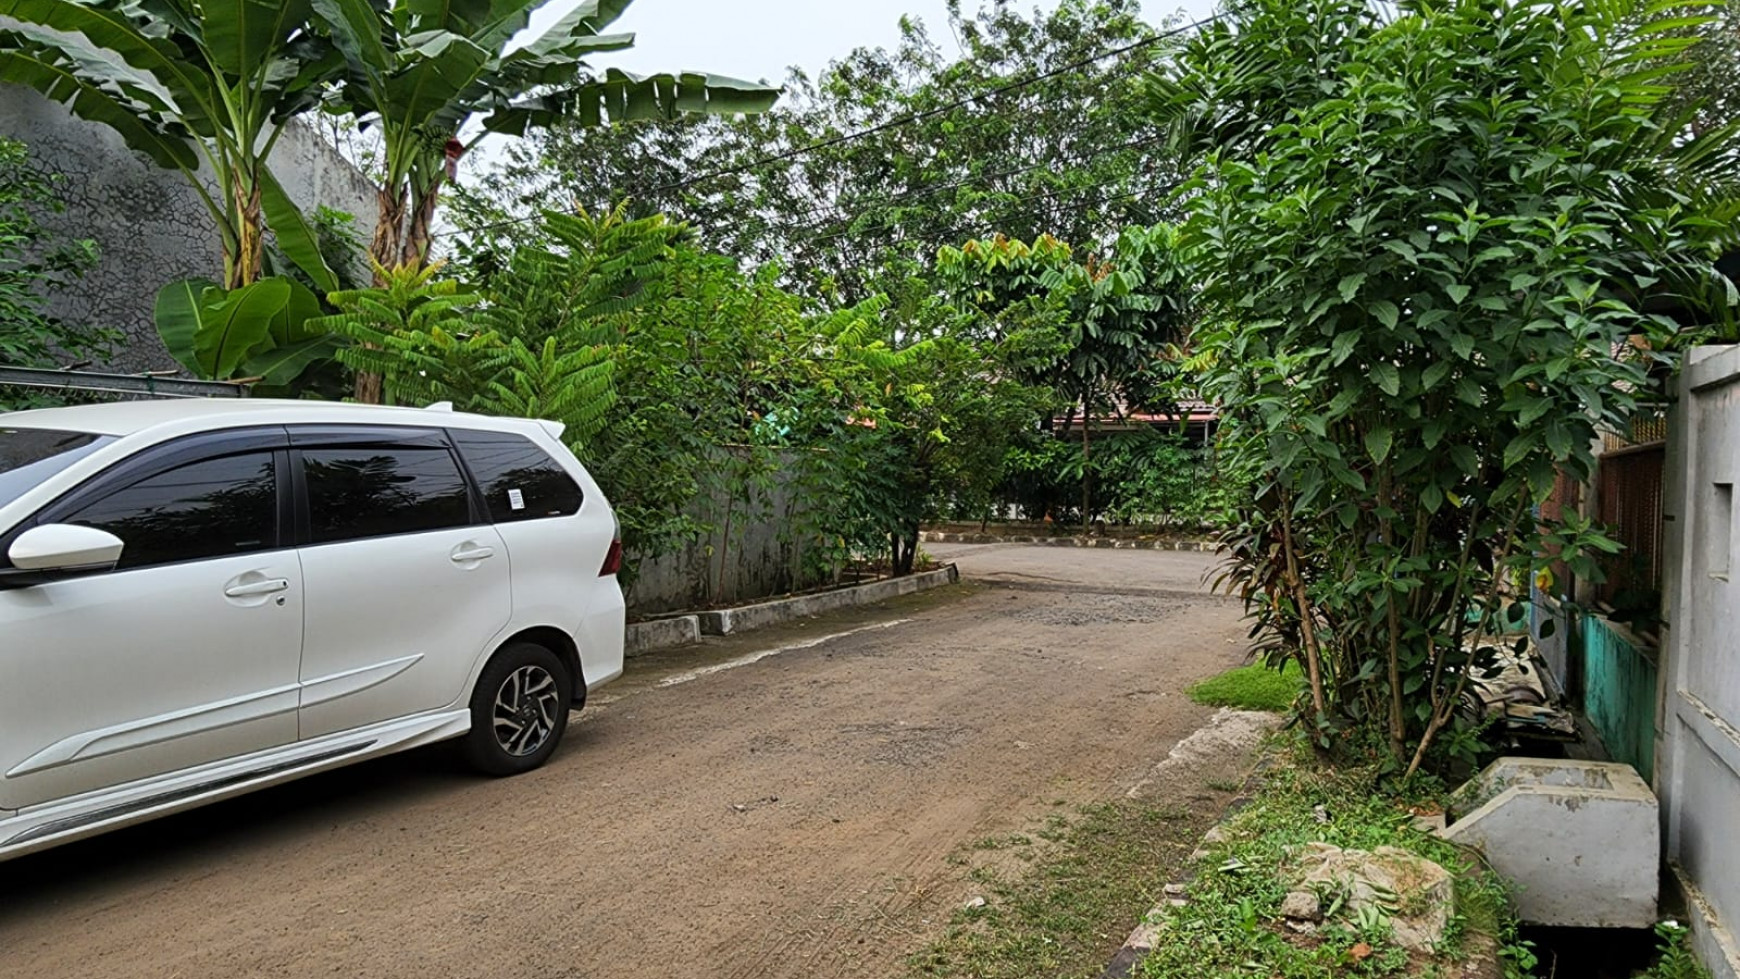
[697,566,959,636]
[1443,758,1659,928]
[624,616,701,656]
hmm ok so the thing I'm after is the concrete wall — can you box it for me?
[0,84,377,373]
[1658,344,1740,979]
[624,449,835,616]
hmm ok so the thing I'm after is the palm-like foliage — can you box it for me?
[0,0,343,290]
[472,203,679,347]
[311,0,780,279]
[314,259,490,404]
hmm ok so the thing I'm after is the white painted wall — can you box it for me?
[1658,344,1740,979]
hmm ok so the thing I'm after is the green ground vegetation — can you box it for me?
[1638,923,1713,979]
[910,800,1219,979]
[1189,662,1305,713]
[1136,753,1519,979]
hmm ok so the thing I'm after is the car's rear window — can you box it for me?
[450,430,583,522]
[0,427,114,511]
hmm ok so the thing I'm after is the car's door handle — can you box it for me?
[224,578,289,598]
[451,544,495,563]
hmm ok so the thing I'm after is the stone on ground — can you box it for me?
[1283,842,1454,952]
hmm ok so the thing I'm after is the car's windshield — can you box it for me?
[0,427,114,511]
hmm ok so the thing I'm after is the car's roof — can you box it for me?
[0,398,547,439]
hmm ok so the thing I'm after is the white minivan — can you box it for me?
[0,399,625,861]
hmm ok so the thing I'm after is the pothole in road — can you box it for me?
[837,722,973,767]
[1011,595,1182,626]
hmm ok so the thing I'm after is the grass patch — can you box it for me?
[1188,661,1304,712]
[909,802,1206,979]
[1135,746,1519,979]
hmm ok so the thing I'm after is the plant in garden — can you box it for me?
[939,225,1196,523]
[451,0,1187,301]
[0,0,343,293]
[313,0,778,281]
[312,260,491,405]
[312,0,777,406]
[824,296,1058,574]
[0,136,110,408]
[1154,0,1739,774]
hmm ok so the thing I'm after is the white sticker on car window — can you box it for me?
[507,489,525,511]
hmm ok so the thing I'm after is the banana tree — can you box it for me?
[312,0,780,278]
[0,0,344,292]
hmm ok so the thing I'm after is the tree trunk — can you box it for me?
[355,188,409,404]
[1080,413,1092,532]
[226,179,265,290]
[401,180,441,269]
[369,188,408,282]
[892,523,919,576]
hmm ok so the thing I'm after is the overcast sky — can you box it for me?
[534,0,1224,86]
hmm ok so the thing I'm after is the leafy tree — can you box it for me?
[0,0,342,291]
[938,224,1195,523]
[824,295,1058,573]
[311,0,776,402]
[1154,0,1739,774]
[1664,0,1740,139]
[452,0,1188,299]
[313,0,779,280]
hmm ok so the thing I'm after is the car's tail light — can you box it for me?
[599,538,623,577]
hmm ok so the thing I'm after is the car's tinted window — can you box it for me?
[63,452,277,570]
[302,446,471,544]
[451,430,583,522]
[0,428,115,511]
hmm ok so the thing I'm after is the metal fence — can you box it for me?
[1594,440,1666,609]
[0,366,248,407]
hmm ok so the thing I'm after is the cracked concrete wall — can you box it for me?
[0,83,377,373]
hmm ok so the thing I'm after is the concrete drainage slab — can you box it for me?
[1443,758,1659,929]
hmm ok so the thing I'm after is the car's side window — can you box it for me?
[302,446,472,545]
[61,452,279,571]
[450,430,583,523]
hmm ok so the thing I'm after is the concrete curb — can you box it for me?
[625,615,702,657]
[696,565,960,636]
[920,531,1218,552]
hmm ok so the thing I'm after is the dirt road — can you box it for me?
[0,545,1251,979]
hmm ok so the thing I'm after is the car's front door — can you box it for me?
[0,434,302,811]
[290,428,511,740]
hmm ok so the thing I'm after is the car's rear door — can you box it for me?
[289,426,511,740]
[0,430,302,811]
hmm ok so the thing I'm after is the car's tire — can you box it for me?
[460,641,572,777]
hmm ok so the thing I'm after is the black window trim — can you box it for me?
[0,427,293,578]
[287,425,486,548]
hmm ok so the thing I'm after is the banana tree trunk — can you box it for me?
[355,187,411,404]
[401,180,441,269]
[369,187,409,284]
[226,179,265,290]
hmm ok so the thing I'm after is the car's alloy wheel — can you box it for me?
[493,664,561,757]
[461,641,571,776]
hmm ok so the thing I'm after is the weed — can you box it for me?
[1134,738,1521,979]
[1638,921,1711,979]
[1187,661,1303,712]
[907,800,1215,979]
